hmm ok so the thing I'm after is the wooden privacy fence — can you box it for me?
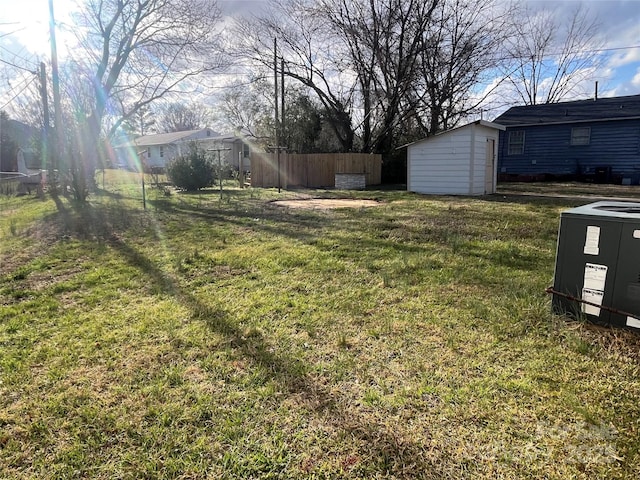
[250,152,382,188]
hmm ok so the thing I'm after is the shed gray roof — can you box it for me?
[398,119,504,150]
[493,94,640,126]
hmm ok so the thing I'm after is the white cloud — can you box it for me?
[220,0,268,17]
[522,0,640,97]
[632,68,640,87]
[607,47,640,69]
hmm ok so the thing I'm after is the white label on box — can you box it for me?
[626,317,640,329]
[582,288,604,316]
[634,230,640,239]
[583,225,600,255]
[584,263,607,291]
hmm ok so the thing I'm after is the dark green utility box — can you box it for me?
[552,201,640,329]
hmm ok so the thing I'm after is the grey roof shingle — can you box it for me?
[132,129,215,146]
[493,94,640,126]
[112,128,222,148]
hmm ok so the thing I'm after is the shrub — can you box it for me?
[167,144,215,191]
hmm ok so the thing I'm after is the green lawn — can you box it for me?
[1,172,639,479]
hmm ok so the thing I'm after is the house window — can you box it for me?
[160,146,164,158]
[243,143,250,158]
[147,149,151,158]
[508,131,525,155]
[571,127,591,145]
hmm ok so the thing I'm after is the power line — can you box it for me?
[591,44,640,55]
[0,57,37,74]
[496,43,640,63]
[1,73,37,100]
[2,71,36,91]
[0,75,38,110]
[0,44,39,68]
[0,27,26,39]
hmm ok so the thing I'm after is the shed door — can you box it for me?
[485,138,495,194]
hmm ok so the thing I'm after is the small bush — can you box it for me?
[167,145,215,191]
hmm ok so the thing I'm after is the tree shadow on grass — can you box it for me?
[148,194,428,257]
[37,190,583,476]
[106,234,452,478]
[41,192,149,243]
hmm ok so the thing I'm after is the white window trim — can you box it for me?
[571,127,591,146]
[508,131,525,155]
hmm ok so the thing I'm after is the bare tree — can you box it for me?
[219,77,277,147]
[4,81,45,133]
[233,0,356,151]
[235,0,513,158]
[1,111,19,171]
[67,0,224,196]
[123,105,155,136]
[155,102,213,132]
[219,73,342,153]
[318,0,444,152]
[503,4,602,105]
[234,0,441,153]
[416,0,514,134]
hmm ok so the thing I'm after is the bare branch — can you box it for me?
[502,3,602,105]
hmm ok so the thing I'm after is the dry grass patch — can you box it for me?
[272,198,382,209]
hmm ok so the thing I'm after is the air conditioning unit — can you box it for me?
[551,201,640,329]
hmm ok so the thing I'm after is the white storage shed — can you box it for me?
[407,120,505,195]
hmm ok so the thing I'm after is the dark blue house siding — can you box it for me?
[497,119,640,182]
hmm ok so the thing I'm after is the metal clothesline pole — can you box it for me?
[207,147,231,200]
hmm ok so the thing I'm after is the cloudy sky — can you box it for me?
[525,0,640,97]
[0,0,639,113]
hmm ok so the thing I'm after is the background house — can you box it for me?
[113,128,251,172]
[406,120,504,196]
[494,94,640,184]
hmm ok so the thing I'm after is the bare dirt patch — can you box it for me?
[272,199,381,210]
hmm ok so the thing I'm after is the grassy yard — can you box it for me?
[1,172,639,479]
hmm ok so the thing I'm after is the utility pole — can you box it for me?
[49,0,63,190]
[281,57,285,146]
[274,38,280,193]
[280,57,287,191]
[39,62,51,176]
